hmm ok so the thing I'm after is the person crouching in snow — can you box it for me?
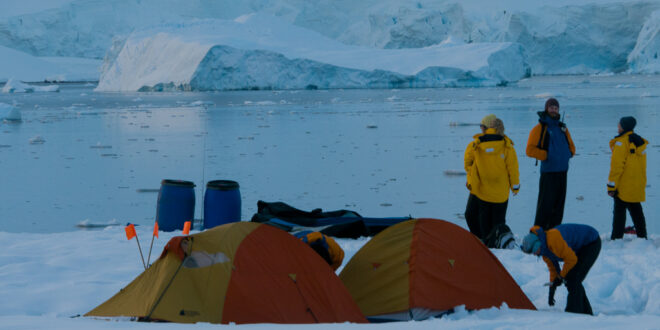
[464,114,520,245]
[608,116,648,240]
[294,231,344,271]
[521,224,601,315]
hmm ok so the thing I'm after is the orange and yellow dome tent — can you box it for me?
[86,222,366,324]
[339,218,535,321]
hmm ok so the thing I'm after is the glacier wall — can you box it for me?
[95,17,529,92]
[3,0,660,76]
[628,10,660,73]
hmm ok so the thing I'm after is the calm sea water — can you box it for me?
[0,75,658,234]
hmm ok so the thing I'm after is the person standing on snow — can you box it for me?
[526,98,576,230]
[464,115,520,245]
[608,116,648,240]
[521,224,601,315]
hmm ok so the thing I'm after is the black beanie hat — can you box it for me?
[620,116,636,132]
[545,98,559,112]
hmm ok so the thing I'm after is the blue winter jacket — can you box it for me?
[539,115,573,173]
[533,224,600,280]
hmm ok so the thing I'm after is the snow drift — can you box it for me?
[96,15,529,91]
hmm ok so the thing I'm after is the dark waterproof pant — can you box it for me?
[564,237,601,315]
[534,171,567,230]
[464,193,508,241]
[611,197,647,239]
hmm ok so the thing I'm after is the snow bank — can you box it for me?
[97,16,529,91]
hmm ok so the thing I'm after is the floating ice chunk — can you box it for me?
[449,122,479,127]
[1,103,21,122]
[444,169,467,176]
[5,107,22,122]
[189,100,214,106]
[29,135,46,144]
[76,219,120,228]
[534,92,555,99]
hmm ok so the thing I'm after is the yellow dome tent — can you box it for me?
[86,222,366,324]
[339,218,535,321]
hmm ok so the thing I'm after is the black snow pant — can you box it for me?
[465,193,508,242]
[465,194,481,238]
[564,237,601,315]
[534,171,567,230]
[611,197,647,240]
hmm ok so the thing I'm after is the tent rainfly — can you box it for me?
[86,222,367,324]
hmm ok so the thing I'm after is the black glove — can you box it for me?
[548,285,556,306]
[548,276,564,306]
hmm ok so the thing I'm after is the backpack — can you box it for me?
[484,223,516,249]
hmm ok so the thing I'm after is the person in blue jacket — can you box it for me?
[521,224,601,315]
[526,98,576,230]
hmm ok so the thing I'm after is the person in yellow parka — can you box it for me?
[294,231,344,271]
[608,116,648,240]
[464,114,520,244]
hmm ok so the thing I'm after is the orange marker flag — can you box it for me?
[125,223,137,240]
[183,221,191,235]
[146,221,159,268]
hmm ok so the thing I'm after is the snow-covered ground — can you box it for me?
[1,225,660,329]
[0,75,659,328]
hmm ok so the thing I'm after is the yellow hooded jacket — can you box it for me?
[464,128,520,203]
[608,131,648,202]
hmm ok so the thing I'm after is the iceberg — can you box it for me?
[1,78,59,93]
[97,15,529,91]
[0,102,21,122]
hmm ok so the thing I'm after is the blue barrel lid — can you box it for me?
[161,179,196,187]
[207,180,239,190]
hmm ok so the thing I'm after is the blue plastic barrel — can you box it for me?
[204,180,241,229]
[156,179,196,232]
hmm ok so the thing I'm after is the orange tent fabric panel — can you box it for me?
[410,219,535,311]
[222,224,367,324]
